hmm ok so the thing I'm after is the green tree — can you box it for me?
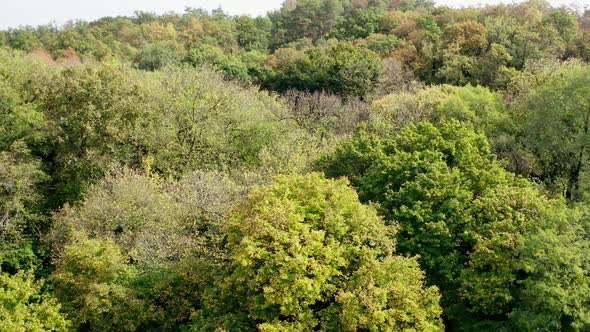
[0,79,45,151]
[0,49,47,150]
[0,142,44,239]
[263,42,381,99]
[270,0,345,47]
[0,142,45,273]
[543,9,577,55]
[51,236,151,331]
[6,29,40,52]
[0,271,70,332]
[371,84,509,145]
[32,63,154,207]
[324,42,382,99]
[234,16,272,51]
[464,195,590,331]
[49,168,242,268]
[184,44,250,82]
[0,32,6,48]
[318,120,590,329]
[332,8,381,39]
[483,2,565,70]
[135,42,181,71]
[152,65,307,176]
[197,173,443,331]
[509,60,590,200]
[48,168,244,330]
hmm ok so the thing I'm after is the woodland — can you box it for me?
[1,0,590,330]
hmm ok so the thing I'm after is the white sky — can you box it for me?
[0,0,587,30]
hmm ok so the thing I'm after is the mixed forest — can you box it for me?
[1,0,590,330]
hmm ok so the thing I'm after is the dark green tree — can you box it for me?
[318,120,590,329]
[509,60,590,200]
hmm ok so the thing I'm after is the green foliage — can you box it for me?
[135,42,181,71]
[481,3,565,71]
[47,168,244,330]
[269,0,344,46]
[0,271,70,332]
[333,9,381,39]
[0,142,45,240]
[0,142,45,274]
[264,42,382,99]
[51,236,150,331]
[151,65,308,176]
[336,256,442,332]
[364,33,400,56]
[324,42,382,99]
[49,168,242,268]
[509,60,590,200]
[468,196,590,331]
[0,79,44,151]
[330,121,511,293]
[31,63,154,206]
[371,84,509,143]
[0,49,47,148]
[0,2,589,331]
[184,44,251,82]
[235,16,272,51]
[318,120,590,329]
[436,21,518,88]
[195,173,442,331]
[0,242,38,275]
[6,30,40,52]
[1,0,585,94]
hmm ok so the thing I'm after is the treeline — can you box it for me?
[2,0,589,97]
[1,0,590,331]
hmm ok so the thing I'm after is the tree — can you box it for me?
[371,84,509,144]
[332,8,381,39]
[464,195,590,331]
[443,21,488,57]
[543,9,577,56]
[482,2,566,71]
[195,173,443,331]
[577,9,590,61]
[153,65,307,176]
[263,42,382,99]
[509,60,590,200]
[184,44,250,82]
[141,21,178,43]
[317,120,590,329]
[0,142,44,239]
[283,89,368,139]
[365,33,401,56]
[32,63,154,207]
[270,0,345,47]
[49,168,243,268]
[0,32,6,48]
[135,42,181,71]
[324,42,382,99]
[436,21,519,88]
[234,16,272,51]
[0,271,70,332]
[6,29,40,52]
[47,168,245,330]
[51,236,151,331]
[0,77,45,151]
[0,142,45,274]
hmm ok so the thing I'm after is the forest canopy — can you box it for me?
[1,0,590,331]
